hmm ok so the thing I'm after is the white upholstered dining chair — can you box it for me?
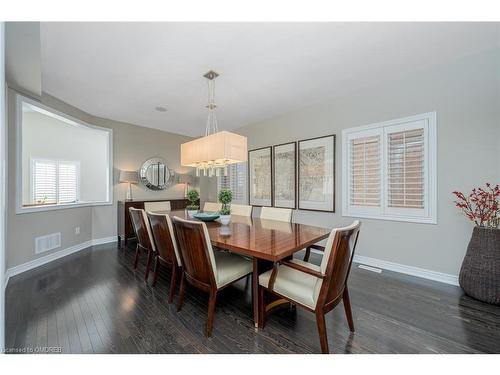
[258,220,361,354]
[172,216,253,337]
[230,204,253,217]
[144,201,171,212]
[147,212,182,303]
[260,207,292,222]
[203,201,222,212]
[129,207,157,282]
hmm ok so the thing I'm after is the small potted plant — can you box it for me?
[218,188,232,225]
[186,189,200,218]
[453,183,500,305]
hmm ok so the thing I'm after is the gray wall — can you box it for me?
[233,48,500,277]
[7,89,195,269]
[5,22,41,97]
[1,21,6,352]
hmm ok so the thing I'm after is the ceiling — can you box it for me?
[40,22,499,137]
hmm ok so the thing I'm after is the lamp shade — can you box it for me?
[181,131,247,167]
[177,174,194,184]
[119,170,138,184]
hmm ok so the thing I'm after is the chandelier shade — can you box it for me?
[181,131,247,168]
[180,71,248,177]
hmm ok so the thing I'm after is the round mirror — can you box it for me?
[139,157,174,190]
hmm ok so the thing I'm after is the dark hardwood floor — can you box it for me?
[5,242,500,353]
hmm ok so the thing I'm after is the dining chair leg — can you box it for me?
[244,274,250,290]
[206,290,218,337]
[144,249,153,282]
[343,286,355,332]
[177,272,186,312]
[252,258,259,329]
[258,286,266,328]
[133,244,140,269]
[303,247,311,262]
[315,310,329,354]
[152,256,160,287]
[168,265,177,304]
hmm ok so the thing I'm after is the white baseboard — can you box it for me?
[92,236,118,246]
[353,254,459,286]
[309,249,459,286]
[4,236,117,287]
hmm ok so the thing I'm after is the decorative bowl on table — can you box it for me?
[193,212,220,222]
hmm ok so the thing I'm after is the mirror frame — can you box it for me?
[139,157,174,191]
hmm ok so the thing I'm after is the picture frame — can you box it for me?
[272,142,297,209]
[298,134,336,212]
[248,146,273,207]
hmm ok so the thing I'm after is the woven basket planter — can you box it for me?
[459,227,500,305]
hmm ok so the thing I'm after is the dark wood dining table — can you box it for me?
[162,210,331,328]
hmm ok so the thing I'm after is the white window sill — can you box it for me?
[342,211,437,225]
[16,201,113,214]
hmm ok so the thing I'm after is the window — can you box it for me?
[17,94,113,213]
[217,163,247,203]
[342,112,437,224]
[31,159,80,205]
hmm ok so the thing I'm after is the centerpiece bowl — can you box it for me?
[193,212,220,222]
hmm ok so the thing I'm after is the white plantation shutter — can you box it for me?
[388,128,424,209]
[217,163,247,203]
[32,159,80,205]
[342,112,436,224]
[58,162,79,203]
[33,160,57,204]
[350,135,380,207]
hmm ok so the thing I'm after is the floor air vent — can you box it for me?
[35,232,61,254]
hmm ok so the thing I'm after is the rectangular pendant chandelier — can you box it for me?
[180,70,248,177]
[181,131,247,176]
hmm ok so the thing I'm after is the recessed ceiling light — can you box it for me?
[155,106,167,112]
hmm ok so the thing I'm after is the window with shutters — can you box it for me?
[17,93,112,213]
[217,163,247,204]
[31,159,80,206]
[342,112,437,224]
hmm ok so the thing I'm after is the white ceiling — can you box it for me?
[40,22,499,137]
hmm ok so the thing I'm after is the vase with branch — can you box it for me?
[452,183,500,305]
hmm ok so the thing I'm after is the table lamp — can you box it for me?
[119,170,139,200]
[177,174,194,197]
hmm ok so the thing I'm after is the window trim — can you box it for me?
[30,158,81,205]
[342,112,437,224]
[15,93,113,214]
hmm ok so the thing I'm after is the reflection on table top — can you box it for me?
[158,210,330,261]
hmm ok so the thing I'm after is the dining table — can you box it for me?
[161,210,331,328]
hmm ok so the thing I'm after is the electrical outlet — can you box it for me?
[75,227,80,235]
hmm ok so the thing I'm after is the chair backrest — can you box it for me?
[172,216,217,289]
[129,207,156,252]
[230,204,252,217]
[203,202,222,212]
[144,201,171,212]
[319,221,361,306]
[147,212,181,266]
[260,207,292,222]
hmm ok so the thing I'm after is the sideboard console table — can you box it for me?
[117,198,190,246]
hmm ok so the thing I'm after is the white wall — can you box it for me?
[21,110,109,204]
[234,48,500,278]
